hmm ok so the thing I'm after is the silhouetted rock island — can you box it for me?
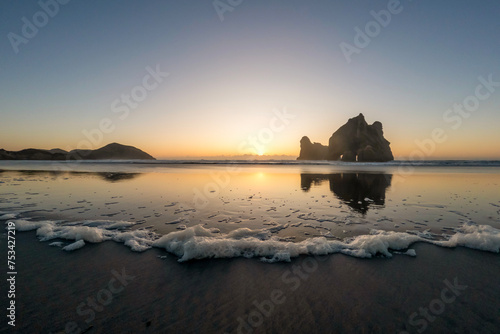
[0,143,156,160]
[297,114,394,162]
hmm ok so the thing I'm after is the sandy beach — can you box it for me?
[2,230,499,333]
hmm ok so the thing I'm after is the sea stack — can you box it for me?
[297,136,329,160]
[297,113,394,162]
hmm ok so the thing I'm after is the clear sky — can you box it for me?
[1,0,499,159]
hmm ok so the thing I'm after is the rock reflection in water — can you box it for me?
[301,173,392,214]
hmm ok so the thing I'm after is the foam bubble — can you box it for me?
[0,213,18,220]
[112,229,156,252]
[63,240,85,251]
[12,219,54,231]
[49,242,64,247]
[37,224,109,243]
[341,230,422,258]
[405,249,417,256]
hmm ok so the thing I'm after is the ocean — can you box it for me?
[1,160,499,333]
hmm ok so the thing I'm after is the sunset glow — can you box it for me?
[1,1,499,160]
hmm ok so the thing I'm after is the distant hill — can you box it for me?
[0,143,155,160]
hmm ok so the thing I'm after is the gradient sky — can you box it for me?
[1,0,499,159]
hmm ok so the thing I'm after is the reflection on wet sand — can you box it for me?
[301,173,392,214]
[15,170,141,182]
[94,172,140,182]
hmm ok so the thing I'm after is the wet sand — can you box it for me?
[2,231,499,334]
[1,167,499,241]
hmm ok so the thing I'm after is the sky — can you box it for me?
[1,0,499,159]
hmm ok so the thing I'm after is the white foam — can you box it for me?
[12,219,54,231]
[435,223,500,253]
[11,218,155,252]
[151,225,421,262]
[340,230,422,258]
[49,241,64,247]
[153,224,500,262]
[0,213,18,220]
[63,240,85,251]
[10,218,500,262]
[111,229,156,252]
[394,249,417,257]
[37,224,110,243]
[405,249,417,257]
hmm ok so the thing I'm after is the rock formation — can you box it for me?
[0,143,155,160]
[297,113,394,162]
[297,136,329,160]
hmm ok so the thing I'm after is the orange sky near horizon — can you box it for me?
[2,107,500,160]
[3,121,499,160]
[2,2,500,161]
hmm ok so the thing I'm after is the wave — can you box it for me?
[7,218,500,262]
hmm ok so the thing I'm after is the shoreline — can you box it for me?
[7,215,500,263]
[2,159,500,167]
[1,161,500,180]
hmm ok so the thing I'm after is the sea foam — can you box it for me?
[63,240,86,251]
[6,218,500,261]
[435,223,500,253]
